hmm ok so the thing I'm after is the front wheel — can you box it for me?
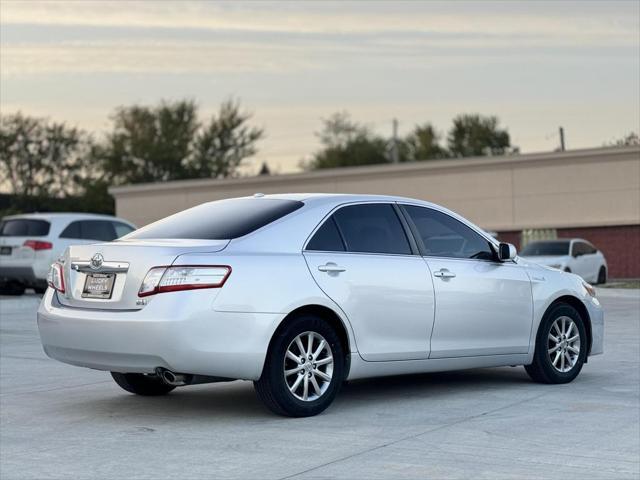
[111,372,176,396]
[254,315,344,417]
[597,266,607,285]
[525,303,587,384]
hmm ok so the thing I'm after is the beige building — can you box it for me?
[111,146,640,278]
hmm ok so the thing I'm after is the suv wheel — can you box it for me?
[254,315,344,417]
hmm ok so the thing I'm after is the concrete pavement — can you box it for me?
[1,289,638,479]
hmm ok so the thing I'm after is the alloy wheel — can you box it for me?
[548,316,581,373]
[283,331,334,401]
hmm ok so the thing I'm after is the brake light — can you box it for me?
[47,263,65,293]
[24,240,53,250]
[138,265,231,297]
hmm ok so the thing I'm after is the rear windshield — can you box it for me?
[124,198,304,240]
[0,219,51,237]
[520,241,570,256]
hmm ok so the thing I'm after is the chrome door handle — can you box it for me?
[318,263,346,273]
[434,269,456,278]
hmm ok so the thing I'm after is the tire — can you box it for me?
[564,267,572,273]
[0,281,26,296]
[525,303,587,384]
[34,286,47,294]
[254,315,344,417]
[111,372,176,396]
[597,266,607,285]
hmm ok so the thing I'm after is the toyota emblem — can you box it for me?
[90,253,104,270]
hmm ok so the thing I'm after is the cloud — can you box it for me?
[2,1,637,44]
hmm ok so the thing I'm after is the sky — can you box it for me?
[1,0,639,174]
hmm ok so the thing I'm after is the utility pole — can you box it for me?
[559,126,566,151]
[389,118,400,163]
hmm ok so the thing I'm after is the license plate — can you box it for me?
[82,273,115,299]
[0,247,11,255]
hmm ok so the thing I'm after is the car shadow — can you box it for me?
[59,367,536,421]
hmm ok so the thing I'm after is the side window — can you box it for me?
[80,221,117,241]
[60,221,81,239]
[113,222,135,238]
[332,204,411,255]
[306,217,345,252]
[403,205,495,261]
[583,242,597,255]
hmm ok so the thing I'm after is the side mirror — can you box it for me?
[498,242,517,261]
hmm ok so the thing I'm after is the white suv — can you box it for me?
[0,213,135,295]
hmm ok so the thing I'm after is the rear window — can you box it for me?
[125,198,304,240]
[521,241,570,256]
[0,219,50,237]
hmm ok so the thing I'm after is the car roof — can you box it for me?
[253,193,440,208]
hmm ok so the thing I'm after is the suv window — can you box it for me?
[113,222,134,238]
[0,219,50,237]
[126,198,304,240]
[331,204,411,255]
[60,220,118,241]
[572,241,596,256]
[403,205,495,260]
[306,217,345,252]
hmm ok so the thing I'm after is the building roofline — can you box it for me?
[109,145,640,197]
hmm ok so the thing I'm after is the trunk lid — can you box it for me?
[57,239,229,310]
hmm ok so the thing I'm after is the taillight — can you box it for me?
[138,265,231,297]
[24,240,53,251]
[47,263,65,293]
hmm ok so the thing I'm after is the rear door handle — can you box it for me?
[434,269,456,279]
[318,263,346,273]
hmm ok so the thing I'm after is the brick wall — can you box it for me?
[496,225,640,279]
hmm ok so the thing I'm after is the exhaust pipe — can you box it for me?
[156,368,192,386]
[155,367,234,387]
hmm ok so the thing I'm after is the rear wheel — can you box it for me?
[0,281,25,296]
[254,315,344,417]
[597,266,607,285]
[111,372,175,396]
[525,303,587,384]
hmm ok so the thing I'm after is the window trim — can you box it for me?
[303,201,420,257]
[398,203,502,263]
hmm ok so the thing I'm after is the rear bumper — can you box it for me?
[37,289,284,380]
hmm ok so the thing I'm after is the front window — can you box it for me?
[521,241,570,256]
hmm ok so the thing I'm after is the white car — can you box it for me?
[37,194,604,417]
[519,239,608,284]
[0,213,135,295]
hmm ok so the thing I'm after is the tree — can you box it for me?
[447,114,514,157]
[98,99,263,185]
[609,132,639,147]
[99,100,199,185]
[403,123,448,161]
[188,100,264,179]
[0,113,89,201]
[306,112,387,169]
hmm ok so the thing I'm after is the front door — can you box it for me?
[401,204,533,358]
[303,203,435,361]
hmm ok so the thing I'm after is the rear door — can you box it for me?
[401,204,533,358]
[303,203,435,361]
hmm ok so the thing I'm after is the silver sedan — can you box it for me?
[37,194,604,417]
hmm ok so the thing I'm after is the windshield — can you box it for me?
[520,241,570,256]
[124,198,303,240]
